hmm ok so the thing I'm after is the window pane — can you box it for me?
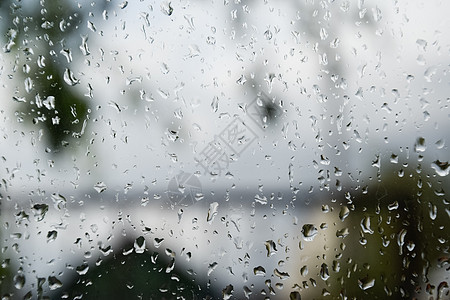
[0,0,448,299]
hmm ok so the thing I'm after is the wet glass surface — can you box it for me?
[0,0,449,299]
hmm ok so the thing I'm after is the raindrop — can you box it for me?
[63,68,80,86]
[161,1,174,16]
[264,29,273,40]
[435,139,445,149]
[87,21,96,32]
[14,274,25,289]
[320,27,328,40]
[76,264,89,275]
[339,206,350,221]
[134,236,145,254]
[207,262,218,276]
[99,245,113,256]
[301,224,318,241]
[94,182,107,193]
[254,266,266,276]
[320,263,329,280]
[360,216,374,234]
[24,77,33,93]
[414,137,426,153]
[236,74,247,85]
[13,96,26,103]
[48,276,62,290]
[216,283,233,300]
[254,194,267,205]
[397,229,407,255]
[37,55,46,67]
[428,203,437,220]
[80,35,90,56]
[206,36,216,45]
[32,204,49,222]
[264,240,277,257]
[358,276,375,290]
[300,265,308,276]
[154,237,164,248]
[437,281,448,299]
[51,193,66,210]
[166,258,175,273]
[390,154,398,164]
[388,201,399,211]
[243,286,252,298]
[119,1,128,9]
[207,202,219,224]
[290,291,302,300]
[274,268,290,280]
[431,160,449,177]
[47,230,57,243]
[336,228,349,238]
[211,96,219,112]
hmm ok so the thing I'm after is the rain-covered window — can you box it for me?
[0,0,448,299]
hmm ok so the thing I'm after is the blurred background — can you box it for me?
[0,0,448,299]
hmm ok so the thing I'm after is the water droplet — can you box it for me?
[320,263,330,281]
[80,35,90,56]
[211,96,219,113]
[32,204,49,222]
[76,263,89,275]
[264,240,277,257]
[428,203,437,220]
[264,29,273,40]
[24,77,33,93]
[274,268,290,280]
[390,154,398,164]
[207,262,218,276]
[431,160,449,177]
[48,276,62,290]
[414,137,426,153]
[166,258,175,273]
[14,96,28,105]
[119,1,128,9]
[94,182,107,193]
[388,201,399,211]
[358,276,375,290]
[437,281,448,299]
[336,228,349,238]
[360,216,373,234]
[207,202,219,224]
[14,274,25,289]
[206,36,216,45]
[47,230,57,243]
[339,206,350,221]
[301,224,318,241]
[63,68,79,86]
[253,266,266,276]
[222,284,233,300]
[254,194,267,205]
[243,286,253,298]
[236,74,247,85]
[161,1,174,16]
[37,55,46,67]
[134,236,145,254]
[397,229,407,255]
[154,237,164,248]
[332,260,340,272]
[51,193,66,210]
[87,20,96,32]
[99,245,113,256]
[290,291,302,300]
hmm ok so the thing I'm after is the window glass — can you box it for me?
[0,0,448,299]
